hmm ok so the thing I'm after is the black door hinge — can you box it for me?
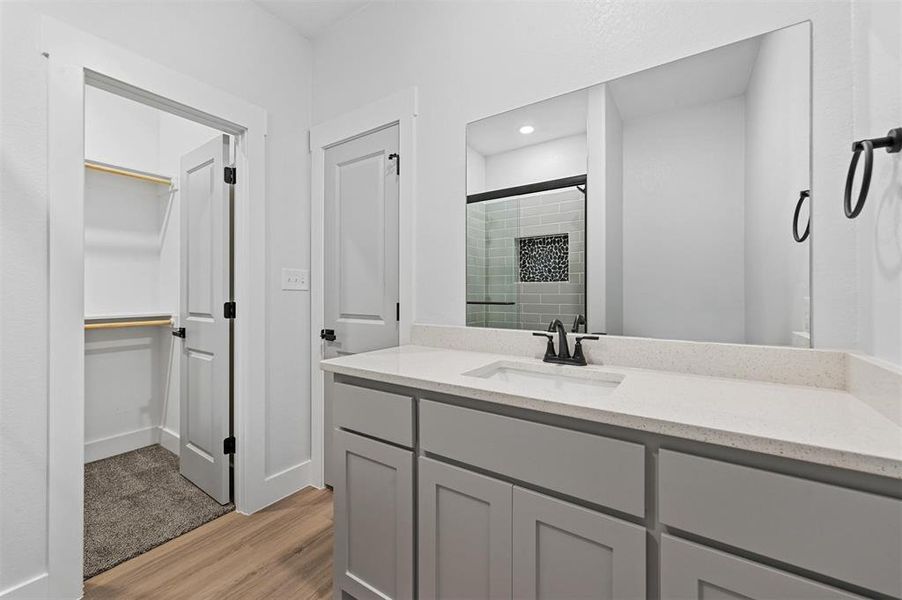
[320,328,336,341]
[396,302,400,322]
[224,301,236,319]
[224,166,237,184]
[388,153,400,175]
[171,327,186,338]
[223,436,236,455]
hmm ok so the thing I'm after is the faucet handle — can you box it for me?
[571,335,599,366]
[532,331,556,360]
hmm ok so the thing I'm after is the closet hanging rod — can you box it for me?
[84,160,173,186]
[84,318,173,331]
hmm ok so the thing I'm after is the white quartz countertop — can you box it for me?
[321,345,902,479]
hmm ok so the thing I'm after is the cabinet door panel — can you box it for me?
[660,535,866,600]
[418,457,512,600]
[512,487,645,600]
[333,429,413,600]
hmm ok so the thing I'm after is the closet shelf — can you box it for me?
[84,313,173,331]
[84,159,174,187]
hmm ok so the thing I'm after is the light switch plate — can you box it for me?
[281,268,308,291]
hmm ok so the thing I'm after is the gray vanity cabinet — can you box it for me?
[418,457,513,600]
[333,429,414,600]
[660,535,865,600]
[512,487,646,599]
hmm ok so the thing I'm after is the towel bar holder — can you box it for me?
[844,127,902,219]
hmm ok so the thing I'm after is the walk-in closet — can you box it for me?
[83,85,235,578]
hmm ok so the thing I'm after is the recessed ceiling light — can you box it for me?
[519,125,535,135]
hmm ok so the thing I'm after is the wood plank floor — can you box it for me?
[84,487,333,599]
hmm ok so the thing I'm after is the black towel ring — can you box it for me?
[844,127,902,219]
[792,190,810,243]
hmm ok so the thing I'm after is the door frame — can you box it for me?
[309,88,418,487]
[42,17,268,597]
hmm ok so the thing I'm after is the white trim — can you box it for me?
[309,88,418,487]
[0,573,49,599]
[159,426,180,455]
[84,427,162,463]
[43,17,272,598]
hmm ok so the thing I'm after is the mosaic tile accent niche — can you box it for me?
[517,234,569,282]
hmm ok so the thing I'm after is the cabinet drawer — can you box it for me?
[333,382,414,447]
[661,535,865,599]
[419,399,645,517]
[659,450,902,598]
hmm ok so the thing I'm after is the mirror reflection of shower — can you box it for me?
[466,178,587,332]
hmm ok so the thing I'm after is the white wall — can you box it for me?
[83,87,223,462]
[0,1,313,594]
[311,1,862,356]
[622,96,747,343]
[744,24,812,346]
[586,83,624,336]
[483,134,586,190]
[466,145,486,194]
[852,0,902,366]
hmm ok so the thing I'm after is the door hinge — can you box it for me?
[224,166,237,184]
[224,301,236,319]
[388,152,400,175]
[320,328,336,341]
[396,302,400,322]
[171,327,186,338]
[223,436,236,455]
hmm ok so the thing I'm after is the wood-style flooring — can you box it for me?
[84,487,333,599]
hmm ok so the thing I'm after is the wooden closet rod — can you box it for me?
[84,319,172,331]
[84,160,172,186]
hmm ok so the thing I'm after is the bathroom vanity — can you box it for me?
[322,328,902,600]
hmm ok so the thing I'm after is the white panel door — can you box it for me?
[323,124,400,486]
[324,124,400,354]
[179,134,231,505]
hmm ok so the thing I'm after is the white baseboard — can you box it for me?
[240,459,315,515]
[159,426,180,455]
[85,426,181,462]
[0,572,49,598]
[85,427,160,463]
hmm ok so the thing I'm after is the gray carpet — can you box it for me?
[84,444,233,579]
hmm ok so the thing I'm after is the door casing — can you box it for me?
[43,17,268,598]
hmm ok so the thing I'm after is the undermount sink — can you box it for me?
[463,361,624,398]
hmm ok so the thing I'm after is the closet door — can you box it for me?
[179,134,232,505]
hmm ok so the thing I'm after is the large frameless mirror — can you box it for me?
[466,22,812,347]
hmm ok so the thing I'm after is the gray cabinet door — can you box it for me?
[418,457,512,600]
[512,487,646,599]
[333,429,413,600]
[660,535,866,600]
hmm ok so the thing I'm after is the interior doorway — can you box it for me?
[44,20,269,595]
[82,85,236,577]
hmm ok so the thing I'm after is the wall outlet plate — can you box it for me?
[281,268,308,291]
